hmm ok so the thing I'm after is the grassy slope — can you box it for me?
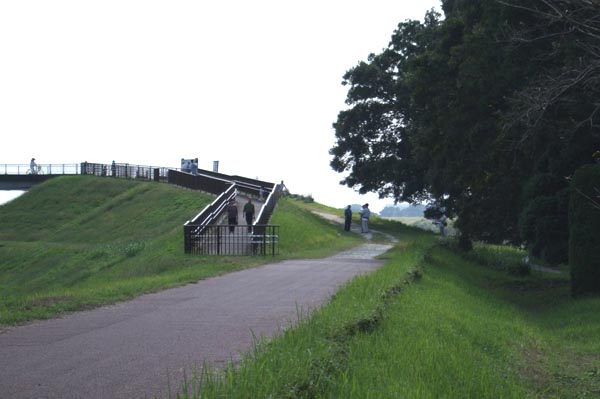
[190,215,600,399]
[0,176,360,325]
[2,179,599,397]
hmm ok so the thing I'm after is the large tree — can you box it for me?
[498,0,600,263]
[330,0,600,262]
[330,16,438,204]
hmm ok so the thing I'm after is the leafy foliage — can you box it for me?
[330,0,600,264]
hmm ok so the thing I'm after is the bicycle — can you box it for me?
[26,165,44,175]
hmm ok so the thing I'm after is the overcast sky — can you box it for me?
[1,1,441,213]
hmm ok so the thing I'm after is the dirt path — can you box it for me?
[0,214,393,399]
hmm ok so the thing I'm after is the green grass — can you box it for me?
[273,198,363,258]
[179,227,600,398]
[0,177,360,325]
[2,177,599,398]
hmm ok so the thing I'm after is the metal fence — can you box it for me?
[81,162,170,182]
[0,162,172,181]
[184,224,279,256]
[1,163,81,175]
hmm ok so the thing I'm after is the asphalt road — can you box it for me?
[0,240,392,399]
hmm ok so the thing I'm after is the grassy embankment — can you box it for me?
[0,176,362,325]
[1,176,598,397]
[180,215,600,398]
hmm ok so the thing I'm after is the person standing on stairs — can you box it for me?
[227,200,238,233]
[243,198,255,233]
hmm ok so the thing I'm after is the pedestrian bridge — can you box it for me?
[0,163,81,189]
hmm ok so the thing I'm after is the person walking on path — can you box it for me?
[344,205,352,231]
[360,203,371,233]
[227,200,238,233]
[243,198,255,232]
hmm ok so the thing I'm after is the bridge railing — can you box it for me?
[256,183,283,226]
[1,163,81,175]
[81,162,171,182]
[168,169,231,195]
[188,184,237,226]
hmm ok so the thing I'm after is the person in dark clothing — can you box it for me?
[243,198,255,232]
[344,205,352,231]
[227,200,238,233]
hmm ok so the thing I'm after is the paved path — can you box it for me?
[0,217,392,399]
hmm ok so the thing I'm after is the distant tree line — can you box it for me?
[379,204,426,217]
[330,0,599,269]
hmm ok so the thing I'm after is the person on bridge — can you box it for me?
[344,205,352,231]
[227,200,238,233]
[243,198,255,232]
[30,158,37,174]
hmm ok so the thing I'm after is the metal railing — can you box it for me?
[182,182,282,255]
[256,183,283,225]
[81,162,170,182]
[168,169,232,195]
[1,163,81,175]
[184,224,279,256]
[0,162,172,182]
[184,184,238,253]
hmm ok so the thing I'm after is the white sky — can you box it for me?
[1,1,441,213]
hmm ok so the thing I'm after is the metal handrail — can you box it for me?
[168,169,232,195]
[255,183,283,225]
[0,163,81,175]
[184,184,238,253]
[189,185,237,226]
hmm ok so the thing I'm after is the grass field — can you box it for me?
[1,176,598,398]
[0,176,360,325]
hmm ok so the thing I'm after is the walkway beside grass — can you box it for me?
[0,226,392,399]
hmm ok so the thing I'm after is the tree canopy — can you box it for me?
[330,0,600,262]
